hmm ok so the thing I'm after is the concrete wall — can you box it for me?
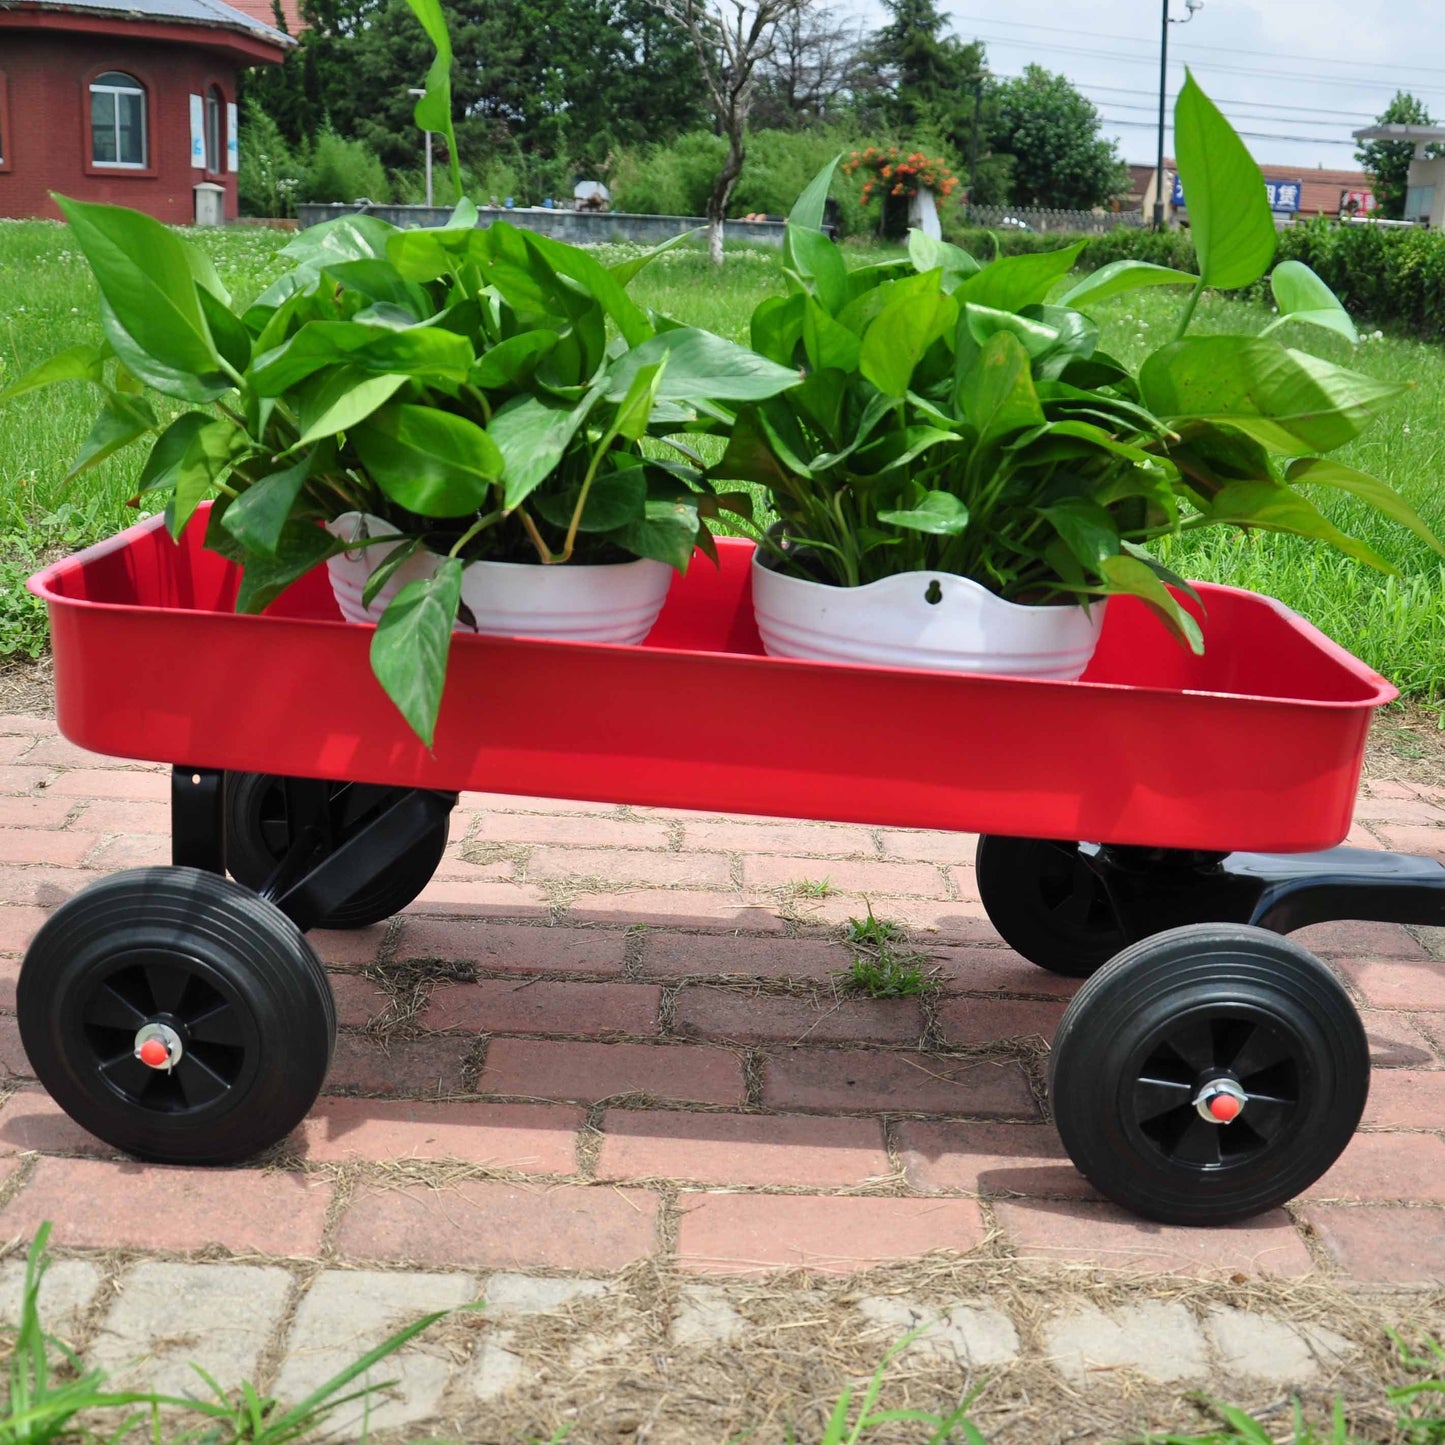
[296,203,789,248]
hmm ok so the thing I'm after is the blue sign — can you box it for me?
[1170,174,1302,213]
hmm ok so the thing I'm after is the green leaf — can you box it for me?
[1206,479,1396,571]
[1264,260,1359,343]
[955,241,1086,312]
[222,453,314,554]
[385,228,462,283]
[489,389,602,508]
[609,498,699,571]
[362,534,425,609]
[787,156,840,231]
[197,284,252,374]
[605,328,801,405]
[532,465,647,532]
[751,293,806,366]
[522,230,654,347]
[295,368,410,447]
[67,392,155,480]
[252,322,472,395]
[325,258,434,316]
[1286,456,1443,553]
[608,229,699,285]
[786,224,849,315]
[964,304,1060,360]
[234,520,343,614]
[55,195,224,384]
[0,343,106,402]
[471,330,559,389]
[132,412,245,537]
[877,491,969,535]
[1139,337,1405,453]
[402,0,459,180]
[1174,71,1276,290]
[908,230,981,284]
[611,359,667,444]
[370,557,463,747]
[1099,553,1205,653]
[859,281,956,397]
[98,295,230,403]
[351,405,503,516]
[281,214,397,267]
[1058,259,1199,310]
[803,297,861,373]
[959,331,1045,446]
[1040,497,1120,573]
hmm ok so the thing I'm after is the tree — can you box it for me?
[987,65,1129,210]
[751,2,863,130]
[1356,91,1438,221]
[651,0,805,263]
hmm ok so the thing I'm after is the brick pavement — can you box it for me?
[0,712,1444,1436]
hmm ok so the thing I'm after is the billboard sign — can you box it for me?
[1171,174,1302,212]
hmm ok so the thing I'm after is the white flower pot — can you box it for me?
[750,550,1105,680]
[324,513,674,645]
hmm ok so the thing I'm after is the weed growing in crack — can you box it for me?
[839,906,936,998]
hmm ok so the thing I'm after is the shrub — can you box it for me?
[237,102,303,218]
[609,130,728,217]
[300,128,391,205]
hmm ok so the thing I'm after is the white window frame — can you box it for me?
[204,86,222,174]
[90,73,148,170]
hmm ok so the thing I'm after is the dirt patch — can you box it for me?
[1364,700,1445,790]
[0,658,54,718]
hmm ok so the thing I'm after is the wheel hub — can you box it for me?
[1193,1076,1247,1124]
[133,1021,183,1072]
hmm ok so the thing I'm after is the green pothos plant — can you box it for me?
[0,0,799,745]
[713,72,1441,652]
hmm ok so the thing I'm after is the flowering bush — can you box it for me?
[842,147,960,204]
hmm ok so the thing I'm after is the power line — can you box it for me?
[1098,114,1360,147]
[1088,95,1364,130]
[1040,78,1376,122]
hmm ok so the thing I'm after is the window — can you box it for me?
[1406,184,1437,224]
[90,71,146,168]
[204,86,222,173]
[0,72,9,169]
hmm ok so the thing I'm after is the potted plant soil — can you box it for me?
[716,77,1440,678]
[0,0,800,745]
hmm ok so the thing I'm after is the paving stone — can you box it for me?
[1043,1301,1208,1385]
[394,918,627,975]
[672,1284,746,1346]
[422,978,661,1036]
[1203,1306,1348,1384]
[672,988,923,1045]
[894,1120,1095,1199]
[856,1295,1018,1367]
[0,1089,112,1156]
[562,890,787,931]
[90,1262,291,1397]
[274,1269,475,1438]
[639,934,850,981]
[482,1273,610,1316]
[0,1258,102,1334]
[1302,1131,1445,1202]
[471,1335,527,1401]
[1305,1204,1445,1284]
[479,1038,744,1106]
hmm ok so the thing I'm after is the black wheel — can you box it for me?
[1049,923,1369,1225]
[225,772,449,929]
[975,834,1127,977]
[17,866,336,1165]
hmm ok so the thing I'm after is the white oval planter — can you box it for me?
[325,513,674,645]
[750,550,1105,680]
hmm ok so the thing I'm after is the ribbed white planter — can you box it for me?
[324,513,674,645]
[750,551,1105,680]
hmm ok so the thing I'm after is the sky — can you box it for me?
[925,0,1445,176]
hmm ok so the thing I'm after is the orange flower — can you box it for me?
[891,183,904,195]
[880,165,892,178]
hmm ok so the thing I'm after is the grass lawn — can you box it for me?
[2,218,1443,701]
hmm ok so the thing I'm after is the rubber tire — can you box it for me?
[1049,922,1369,1225]
[17,866,335,1165]
[225,772,449,930]
[975,834,1127,977]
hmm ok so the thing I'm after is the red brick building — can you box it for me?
[0,0,292,224]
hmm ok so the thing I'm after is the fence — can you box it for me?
[963,205,1146,233]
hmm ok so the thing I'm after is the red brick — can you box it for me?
[1374,826,1445,859]
[0,1157,331,1255]
[480,1038,743,1106]
[527,847,732,889]
[328,973,393,1029]
[309,926,387,968]
[681,821,876,857]
[295,1097,583,1170]
[87,836,169,869]
[1360,1010,1439,1068]
[0,830,97,866]
[743,856,947,897]
[472,813,672,849]
[0,867,96,907]
[324,1033,472,1095]
[896,1120,1095,1198]
[677,1192,986,1274]
[0,959,17,1010]
[0,1016,30,1078]
[1363,1071,1445,1129]
[934,997,1066,1047]
[1366,780,1421,801]
[422,979,661,1036]
[1303,1132,1445,1202]
[1355,798,1445,825]
[71,799,171,835]
[563,890,786,932]
[1343,825,1385,850]
[0,738,37,765]
[430,854,514,882]
[673,988,923,1045]
[395,919,626,975]
[1305,1204,1445,1284]
[877,830,980,866]
[931,947,1082,997]
[18,739,121,769]
[0,1089,112,1156]
[641,933,849,981]
[0,717,57,736]
[1339,958,1445,1011]
[0,797,76,829]
[337,1178,657,1270]
[1293,921,1431,961]
[458,792,623,816]
[598,1109,889,1187]
[763,1048,1038,1118]
[0,906,50,952]
[796,896,994,941]
[995,1199,1312,1277]
[0,769,62,796]
[406,880,550,916]
[46,770,171,801]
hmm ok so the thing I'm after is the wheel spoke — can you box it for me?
[1226,1023,1293,1083]
[1162,1019,1217,1074]
[1171,1114,1224,1167]
[175,1055,230,1109]
[83,983,148,1033]
[1239,1093,1295,1142]
[1133,1075,1193,1124]
[98,1050,155,1101]
[185,1001,245,1048]
[142,962,192,1016]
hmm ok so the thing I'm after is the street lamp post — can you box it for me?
[407,86,433,208]
[1155,0,1203,230]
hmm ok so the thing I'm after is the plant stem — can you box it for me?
[462,384,492,423]
[447,509,503,559]
[1174,278,1206,341]
[516,506,556,564]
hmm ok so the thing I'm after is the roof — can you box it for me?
[1145,158,1372,217]
[3,0,295,46]
[221,0,302,34]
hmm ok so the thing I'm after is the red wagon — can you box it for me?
[22,508,1445,1225]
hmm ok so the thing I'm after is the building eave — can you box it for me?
[0,0,293,58]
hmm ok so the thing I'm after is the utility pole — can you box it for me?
[1156,0,1204,230]
[407,86,433,208]
[970,74,984,203]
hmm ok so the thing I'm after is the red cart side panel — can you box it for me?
[32,510,1395,853]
